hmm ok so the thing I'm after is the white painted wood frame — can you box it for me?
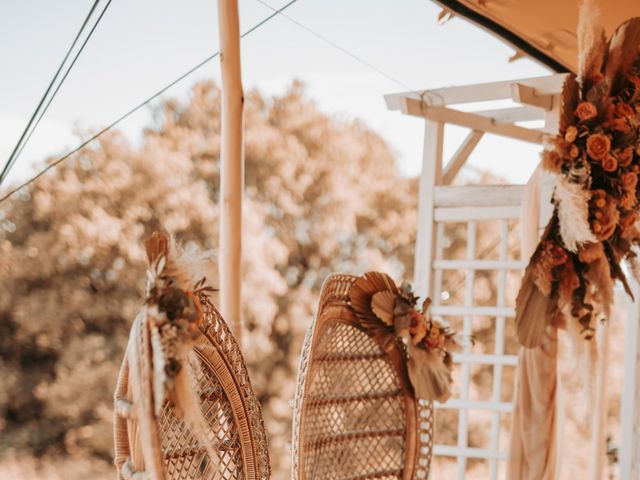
[386,74,636,479]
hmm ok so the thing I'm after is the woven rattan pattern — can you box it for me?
[113,296,270,479]
[292,274,433,480]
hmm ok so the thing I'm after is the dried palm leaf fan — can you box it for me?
[113,232,270,480]
[292,272,467,479]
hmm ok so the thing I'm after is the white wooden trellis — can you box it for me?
[429,185,523,479]
[385,74,640,479]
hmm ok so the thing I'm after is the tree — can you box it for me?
[0,80,418,477]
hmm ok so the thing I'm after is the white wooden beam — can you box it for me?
[475,106,545,123]
[434,205,521,222]
[433,259,526,270]
[413,120,444,302]
[401,98,544,144]
[436,399,514,412]
[385,73,568,110]
[452,352,519,366]
[218,0,244,342]
[431,306,515,317]
[442,130,483,185]
[510,83,554,110]
[435,185,524,208]
[432,445,508,461]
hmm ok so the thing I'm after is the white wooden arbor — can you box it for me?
[385,74,640,479]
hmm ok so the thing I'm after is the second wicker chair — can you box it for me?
[292,273,434,479]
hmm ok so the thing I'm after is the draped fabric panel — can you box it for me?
[507,166,561,480]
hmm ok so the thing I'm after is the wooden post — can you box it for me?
[217,0,244,343]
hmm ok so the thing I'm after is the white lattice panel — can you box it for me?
[425,191,523,480]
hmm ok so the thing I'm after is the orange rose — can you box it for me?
[592,221,602,234]
[586,133,611,161]
[602,154,618,172]
[616,102,635,118]
[575,101,597,121]
[564,125,578,143]
[594,220,617,240]
[623,171,638,191]
[409,310,427,344]
[569,145,580,158]
[425,325,445,349]
[618,146,634,167]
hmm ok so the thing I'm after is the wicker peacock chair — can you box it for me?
[113,233,270,480]
[292,273,434,480]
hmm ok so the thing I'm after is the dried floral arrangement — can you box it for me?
[114,232,221,477]
[143,233,217,423]
[516,11,640,348]
[349,272,469,402]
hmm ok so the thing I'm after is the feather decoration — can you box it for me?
[577,0,606,89]
[172,348,221,470]
[559,74,580,135]
[145,231,169,265]
[142,232,221,468]
[562,301,598,410]
[603,18,640,95]
[407,343,452,403]
[515,260,554,348]
[584,255,615,319]
[554,176,597,252]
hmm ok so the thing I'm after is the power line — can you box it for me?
[253,0,412,91]
[0,0,301,204]
[9,0,115,178]
[0,0,102,185]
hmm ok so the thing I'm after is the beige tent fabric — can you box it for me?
[432,0,640,73]
[507,166,561,480]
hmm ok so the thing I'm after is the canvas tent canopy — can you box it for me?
[434,0,640,73]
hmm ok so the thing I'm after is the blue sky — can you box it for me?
[0,0,551,188]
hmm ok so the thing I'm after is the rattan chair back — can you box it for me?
[292,273,434,479]
[113,295,270,480]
